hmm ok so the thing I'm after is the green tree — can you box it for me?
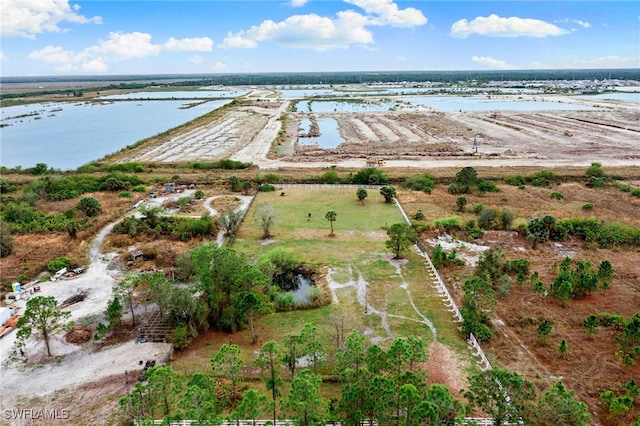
[16,296,72,357]
[283,370,328,426]
[179,373,220,423]
[583,314,600,336]
[242,181,252,195]
[229,175,241,191]
[424,384,465,425]
[532,382,591,426]
[106,296,123,329]
[66,219,78,238]
[194,190,205,199]
[537,319,553,344]
[325,210,337,236]
[77,196,102,217]
[380,186,397,203]
[597,260,615,288]
[356,188,368,205]
[236,291,272,344]
[145,365,180,418]
[557,339,569,357]
[256,340,283,425]
[211,343,244,408]
[363,375,396,425]
[0,221,13,257]
[218,208,243,244]
[301,322,325,374]
[464,368,535,426]
[236,389,269,426]
[455,196,467,212]
[385,222,415,259]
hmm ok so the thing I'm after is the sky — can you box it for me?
[1,0,639,76]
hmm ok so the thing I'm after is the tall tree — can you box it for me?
[211,344,244,408]
[464,368,535,426]
[385,223,416,259]
[325,210,337,236]
[145,365,181,419]
[256,340,283,425]
[300,322,325,374]
[363,375,396,425]
[16,295,71,357]
[179,373,220,424]
[283,370,328,426]
[236,389,269,426]
[236,291,272,344]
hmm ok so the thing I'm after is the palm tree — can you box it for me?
[325,210,337,236]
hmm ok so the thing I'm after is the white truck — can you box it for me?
[51,267,67,281]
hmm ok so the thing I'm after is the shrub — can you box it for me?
[477,208,497,230]
[258,184,276,192]
[477,180,500,193]
[133,185,146,193]
[194,190,205,199]
[47,256,72,272]
[413,210,425,220]
[263,173,282,184]
[402,174,435,193]
[118,191,132,198]
[433,216,461,233]
[550,192,564,200]
[455,196,467,212]
[587,176,607,188]
[504,175,526,186]
[501,209,515,231]
[582,203,594,211]
[77,197,102,217]
[320,170,340,184]
[351,167,388,185]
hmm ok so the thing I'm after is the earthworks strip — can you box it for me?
[349,117,379,141]
[377,116,422,143]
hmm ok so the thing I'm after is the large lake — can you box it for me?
[1,99,231,170]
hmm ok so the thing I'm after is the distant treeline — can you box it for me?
[2,68,639,88]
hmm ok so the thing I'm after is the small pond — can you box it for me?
[298,117,344,149]
[288,274,317,305]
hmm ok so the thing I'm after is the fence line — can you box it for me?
[275,183,383,190]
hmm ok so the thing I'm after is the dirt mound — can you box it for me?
[65,326,93,344]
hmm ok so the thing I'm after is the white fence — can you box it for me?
[393,198,492,371]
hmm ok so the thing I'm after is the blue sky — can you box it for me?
[1,0,638,76]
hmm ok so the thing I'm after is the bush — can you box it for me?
[351,168,388,185]
[258,184,276,192]
[477,180,500,193]
[413,210,425,220]
[433,216,461,233]
[582,203,594,211]
[118,191,132,198]
[504,175,526,186]
[194,190,205,199]
[47,256,72,272]
[477,208,497,229]
[320,171,340,184]
[133,185,146,193]
[402,174,435,193]
[550,192,564,200]
[77,197,102,217]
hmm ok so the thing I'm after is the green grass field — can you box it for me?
[233,187,471,354]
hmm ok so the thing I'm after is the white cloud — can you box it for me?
[221,0,425,50]
[345,0,427,27]
[451,14,568,38]
[222,11,373,51]
[472,56,519,70]
[289,0,309,7]
[574,20,591,28]
[164,37,213,52]
[1,0,102,39]
[28,32,215,73]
